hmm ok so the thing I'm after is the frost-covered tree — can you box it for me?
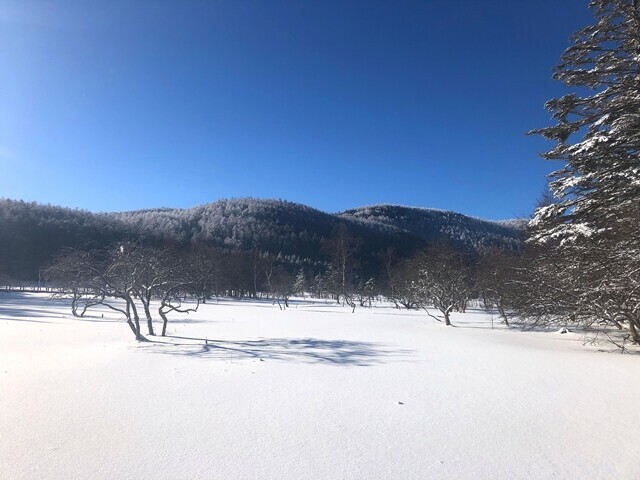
[322,224,361,309]
[293,267,308,298]
[271,267,295,309]
[416,244,475,326]
[46,245,148,341]
[389,256,422,310]
[476,248,521,326]
[530,0,640,242]
[529,0,640,343]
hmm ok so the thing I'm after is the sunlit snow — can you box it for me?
[1,293,638,480]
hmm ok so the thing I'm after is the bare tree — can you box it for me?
[322,224,361,310]
[390,257,422,310]
[476,248,521,326]
[415,244,475,326]
[47,245,150,341]
[271,267,295,309]
[377,247,399,306]
[157,282,200,336]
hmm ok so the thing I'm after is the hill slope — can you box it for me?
[0,198,523,281]
[339,204,524,251]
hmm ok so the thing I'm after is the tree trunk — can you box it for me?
[629,317,640,344]
[497,299,509,326]
[71,291,81,317]
[123,301,137,337]
[142,299,155,336]
[498,307,509,327]
[159,307,169,337]
[126,317,137,336]
[126,296,144,341]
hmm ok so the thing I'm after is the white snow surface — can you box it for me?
[1,293,638,480]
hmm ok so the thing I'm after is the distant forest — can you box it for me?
[0,197,523,283]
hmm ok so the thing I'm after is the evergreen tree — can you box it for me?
[529,0,640,343]
[530,0,640,242]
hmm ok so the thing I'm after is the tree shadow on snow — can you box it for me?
[0,305,63,322]
[0,297,115,323]
[0,292,70,322]
[137,335,415,366]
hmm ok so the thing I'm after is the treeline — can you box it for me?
[0,197,523,283]
[0,199,131,281]
[43,224,522,340]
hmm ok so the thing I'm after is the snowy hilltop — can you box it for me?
[0,197,523,281]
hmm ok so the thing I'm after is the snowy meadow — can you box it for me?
[1,292,638,480]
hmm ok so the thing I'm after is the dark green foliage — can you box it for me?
[0,199,132,281]
[526,0,640,344]
[340,204,523,251]
[0,197,523,282]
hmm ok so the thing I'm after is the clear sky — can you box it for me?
[0,0,593,219]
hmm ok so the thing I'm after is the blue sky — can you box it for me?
[0,0,593,219]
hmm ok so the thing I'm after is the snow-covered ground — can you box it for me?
[1,293,638,480]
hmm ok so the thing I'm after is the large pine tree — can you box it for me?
[531,0,640,240]
[529,0,640,343]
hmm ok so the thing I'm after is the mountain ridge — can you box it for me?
[0,197,525,281]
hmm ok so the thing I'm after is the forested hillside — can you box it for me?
[0,200,133,280]
[0,197,523,281]
[340,205,523,251]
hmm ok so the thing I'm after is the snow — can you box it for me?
[1,293,638,480]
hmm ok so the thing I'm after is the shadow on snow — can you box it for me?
[137,335,415,366]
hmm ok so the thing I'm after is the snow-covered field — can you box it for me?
[1,293,638,480]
